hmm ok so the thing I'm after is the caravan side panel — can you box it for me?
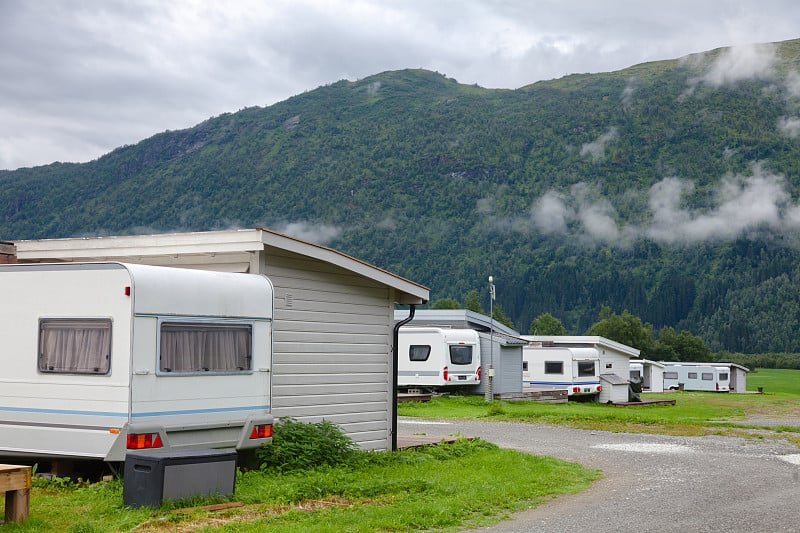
[0,264,133,459]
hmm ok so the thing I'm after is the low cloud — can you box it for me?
[273,221,343,245]
[621,77,637,109]
[521,163,800,247]
[689,43,776,90]
[579,127,618,161]
[778,116,800,138]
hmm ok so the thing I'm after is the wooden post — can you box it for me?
[0,464,32,523]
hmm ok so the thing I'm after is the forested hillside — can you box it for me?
[3,39,800,352]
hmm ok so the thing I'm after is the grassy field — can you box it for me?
[399,368,800,443]
[0,439,599,533]
[746,367,800,395]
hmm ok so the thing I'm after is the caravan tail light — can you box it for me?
[476,366,481,381]
[443,366,449,381]
[596,385,602,392]
[126,432,163,450]
[572,387,580,393]
[716,383,719,391]
[250,424,273,439]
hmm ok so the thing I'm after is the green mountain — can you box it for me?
[4,39,800,353]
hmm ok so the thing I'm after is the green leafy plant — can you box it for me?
[256,417,359,472]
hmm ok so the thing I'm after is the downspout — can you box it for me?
[392,304,417,451]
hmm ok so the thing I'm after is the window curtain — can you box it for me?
[39,319,111,373]
[160,323,251,372]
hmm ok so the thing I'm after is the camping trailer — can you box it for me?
[521,346,602,398]
[0,262,274,462]
[662,363,730,392]
[397,327,481,389]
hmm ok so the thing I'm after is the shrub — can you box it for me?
[256,418,359,472]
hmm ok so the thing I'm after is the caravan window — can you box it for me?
[701,373,713,380]
[577,361,595,377]
[719,372,729,381]
[449,345,473,365]
[664,371,679,379]
[544,361,564,374]
[39,318,112,375]
[409,345,431,362]
[159,322,252,373]
[688,372,698,379]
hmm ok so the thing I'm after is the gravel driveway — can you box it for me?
[398,417,800,532]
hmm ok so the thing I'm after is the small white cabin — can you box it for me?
[0,262,274,462]
[397,327,481,389]
[520,345,601,398]
[629,359,665,393]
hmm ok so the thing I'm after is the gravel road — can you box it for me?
[398,417,800,532]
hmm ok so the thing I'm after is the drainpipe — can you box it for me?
[392,304,417,451]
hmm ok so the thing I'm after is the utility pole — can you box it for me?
[485,275,496,402]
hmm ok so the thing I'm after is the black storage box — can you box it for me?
[123,448,237,508]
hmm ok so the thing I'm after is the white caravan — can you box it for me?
[662,363,730,392]
[522,346,602,397]
[397,327,481,389]
[0,262,274,462]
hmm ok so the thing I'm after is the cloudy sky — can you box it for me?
[1,0,799,171]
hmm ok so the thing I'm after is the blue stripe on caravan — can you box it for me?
[131,405,270,418]
[0,405,270,418]
[525,381,601,386]
[0,406,127,417]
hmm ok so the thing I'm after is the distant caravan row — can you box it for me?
[397,325,748,397]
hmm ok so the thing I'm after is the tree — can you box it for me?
[463,289,485,314]
[586,306,654,354]
[528,313,567,335]
[429,297,461,310]
[491,302,516,329]
[657,326,711,361]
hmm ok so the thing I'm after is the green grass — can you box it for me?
[746,368,800,395]
[0,439,599,532]
[399,368,800,441]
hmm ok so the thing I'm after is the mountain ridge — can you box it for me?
[3,39,800,352]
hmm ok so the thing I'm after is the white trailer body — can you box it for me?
[0,262,274,462]
[663,364,730,392]
[522,346,602,397]
[397,327,481,388]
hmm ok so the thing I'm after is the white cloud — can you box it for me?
[579,127,618,162]
[778,116,800,137]
[274,221,343,245]
[695,43,777,88]
[521,163,800,247]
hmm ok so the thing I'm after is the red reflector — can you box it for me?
[443,366,449,381]
[124,286,131,296]
[250,424,273,439]
[126,432,163,449]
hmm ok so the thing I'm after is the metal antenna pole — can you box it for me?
[485,275,496,402]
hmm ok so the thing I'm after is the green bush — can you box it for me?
[255,417,359,472]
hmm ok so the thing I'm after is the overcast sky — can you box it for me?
[1,0,799,171]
